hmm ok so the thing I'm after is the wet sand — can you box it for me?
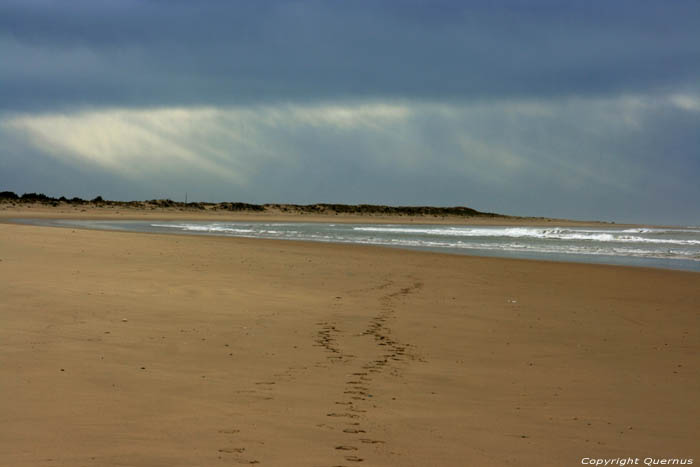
[0,213,698,466]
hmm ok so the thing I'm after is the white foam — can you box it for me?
[142,222,700,263]
[151,223,255,234]
[352,226,700,245]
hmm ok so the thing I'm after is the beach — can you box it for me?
[1,209,698,466]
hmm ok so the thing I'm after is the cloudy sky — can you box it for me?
[1,0,699,224]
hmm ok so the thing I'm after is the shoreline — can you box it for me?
[4,208,699,274]
[9,218,687,274]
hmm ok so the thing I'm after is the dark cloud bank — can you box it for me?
[2,0,699,110]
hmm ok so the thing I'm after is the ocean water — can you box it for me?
[14,219,700,272]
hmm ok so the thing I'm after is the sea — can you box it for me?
[13,219,700,272]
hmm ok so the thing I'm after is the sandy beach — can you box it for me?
[0,202,625,227]
[1,210,698,466]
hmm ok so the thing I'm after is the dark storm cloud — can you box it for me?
[1,0,699,111]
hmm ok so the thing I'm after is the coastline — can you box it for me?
[0,202,633,227]
[4,204,699,273]
[1,218,698,466]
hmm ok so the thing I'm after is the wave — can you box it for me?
[150,223,302,236]
[622,227,700,234]
[350,238,700,260]
[351,226,700,245]
[144,222,700,262]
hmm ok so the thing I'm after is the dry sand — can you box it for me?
[0,202,625,226]
[1,211,698,466]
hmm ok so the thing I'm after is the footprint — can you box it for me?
[359,439,385,444]
[345,455,364,462]
[343,428,366,434]
[327,413,359,418]
[335,446,358,451]
[218,447,245,453]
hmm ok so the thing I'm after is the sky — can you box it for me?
[1,0,699,225]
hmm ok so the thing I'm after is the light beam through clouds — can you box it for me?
[2,93,698,224]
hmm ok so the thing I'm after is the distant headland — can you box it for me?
[0,191,509,218]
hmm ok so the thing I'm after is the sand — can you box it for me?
[1,210,698,466]
[0,202,626,226]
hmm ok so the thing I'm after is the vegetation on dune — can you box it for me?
[0,191,506,218]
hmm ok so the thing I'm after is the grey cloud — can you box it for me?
[2,96,698,224]
[1,1,700,111]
